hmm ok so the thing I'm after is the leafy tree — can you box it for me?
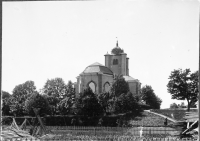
[58,96,75,115]
[114,92,141,114]
[170,103,179,109]
[2,91,11,99]
[97,92,111,114]
[2,91,12,115]
[167,69,198,111]
[141,85,162,109]
[12,81,36,99]
[42,78,68,100]
[66,80,75,97]
[43,95,59,115]
[25,92,51,116]
[76,88,103,117]
[2,98,12,116]
[10,81,36,116]
[98,75,141,115]
[110,75,129,97]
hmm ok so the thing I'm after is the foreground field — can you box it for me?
[129,111,174,126]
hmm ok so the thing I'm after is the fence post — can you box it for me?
[94,127,96,136]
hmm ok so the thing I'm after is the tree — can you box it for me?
[167,69,198,111]
[2,98,12,116]
[43,95,59,115]
[25,92,51,116]
[2,91,11,99]
[170,103,179,109]
[2,91,12,115]
[58,96,75,115]
[110,74,129,97]
[99,75,141,114]
[115,92,140,113]
[10,81,36,116]
[141,85,162,109]
[42,78,68,100]
[97,92,111,114]
[76,87,103,117]
[12,80,36,100]
[66,80,75,97]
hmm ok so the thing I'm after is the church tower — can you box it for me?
[104,41,129,76]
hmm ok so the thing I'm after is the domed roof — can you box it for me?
[111,40,124,55]
[83,62,113,75]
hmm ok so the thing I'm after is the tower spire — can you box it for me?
[116,37,118,47]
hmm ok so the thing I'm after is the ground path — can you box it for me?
[144,110,177,123]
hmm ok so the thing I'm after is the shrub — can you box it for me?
[25,92,51,116]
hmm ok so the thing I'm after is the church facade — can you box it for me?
[75,41,141,95]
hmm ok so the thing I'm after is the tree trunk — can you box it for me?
[187,99,190,112]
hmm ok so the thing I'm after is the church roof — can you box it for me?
[83,62,113,75]
[111,41,125,55]
[123,75,140,82]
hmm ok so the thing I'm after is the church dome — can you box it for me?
[83,62,113,75]
[111,40,124,55]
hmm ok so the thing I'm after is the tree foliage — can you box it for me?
[10,81,36,116]
[58,96,75,115]
[43,95,60,115]
[25,92,50,116]
[66,80,75,97]
[12,80,36,101]
[98,75,141,115]
[167,69,198,111]
[42,78,68,100]
[110,75,129,97]
[98,92,111,114]
[76,88,103,117]
[170,103,179,109]
[2,97,12,116]
[2,91,11,99]
[141,85,162,109]
[115,92,140,113]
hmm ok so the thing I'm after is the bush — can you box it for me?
[25,92,51,116]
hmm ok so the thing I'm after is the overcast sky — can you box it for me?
[2,0,199,108]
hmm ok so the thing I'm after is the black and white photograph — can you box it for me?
[1,0,199,140]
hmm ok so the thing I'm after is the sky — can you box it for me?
[2,0,199,109]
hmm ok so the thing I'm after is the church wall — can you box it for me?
[81,74,99,93]
[121,54,127,75]
[109,55,121,75]
[76,77,80,94]
[128,82,138,95]
[98,74,102,93]
[101,74,113,92]
[105,55,110,69]
[126,58,129,76]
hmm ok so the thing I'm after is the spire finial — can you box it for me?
[116,37,118,47]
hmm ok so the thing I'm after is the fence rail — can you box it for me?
[1,136,198,141]
[2,126,198,140]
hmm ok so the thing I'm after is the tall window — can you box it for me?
[89,82,95,93]
[113,59,118,65]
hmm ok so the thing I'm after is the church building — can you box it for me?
[75,41,141,95]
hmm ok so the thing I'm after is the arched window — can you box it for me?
[113,59,118,65]
[88,81,96,93]
[104,82,110,92]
